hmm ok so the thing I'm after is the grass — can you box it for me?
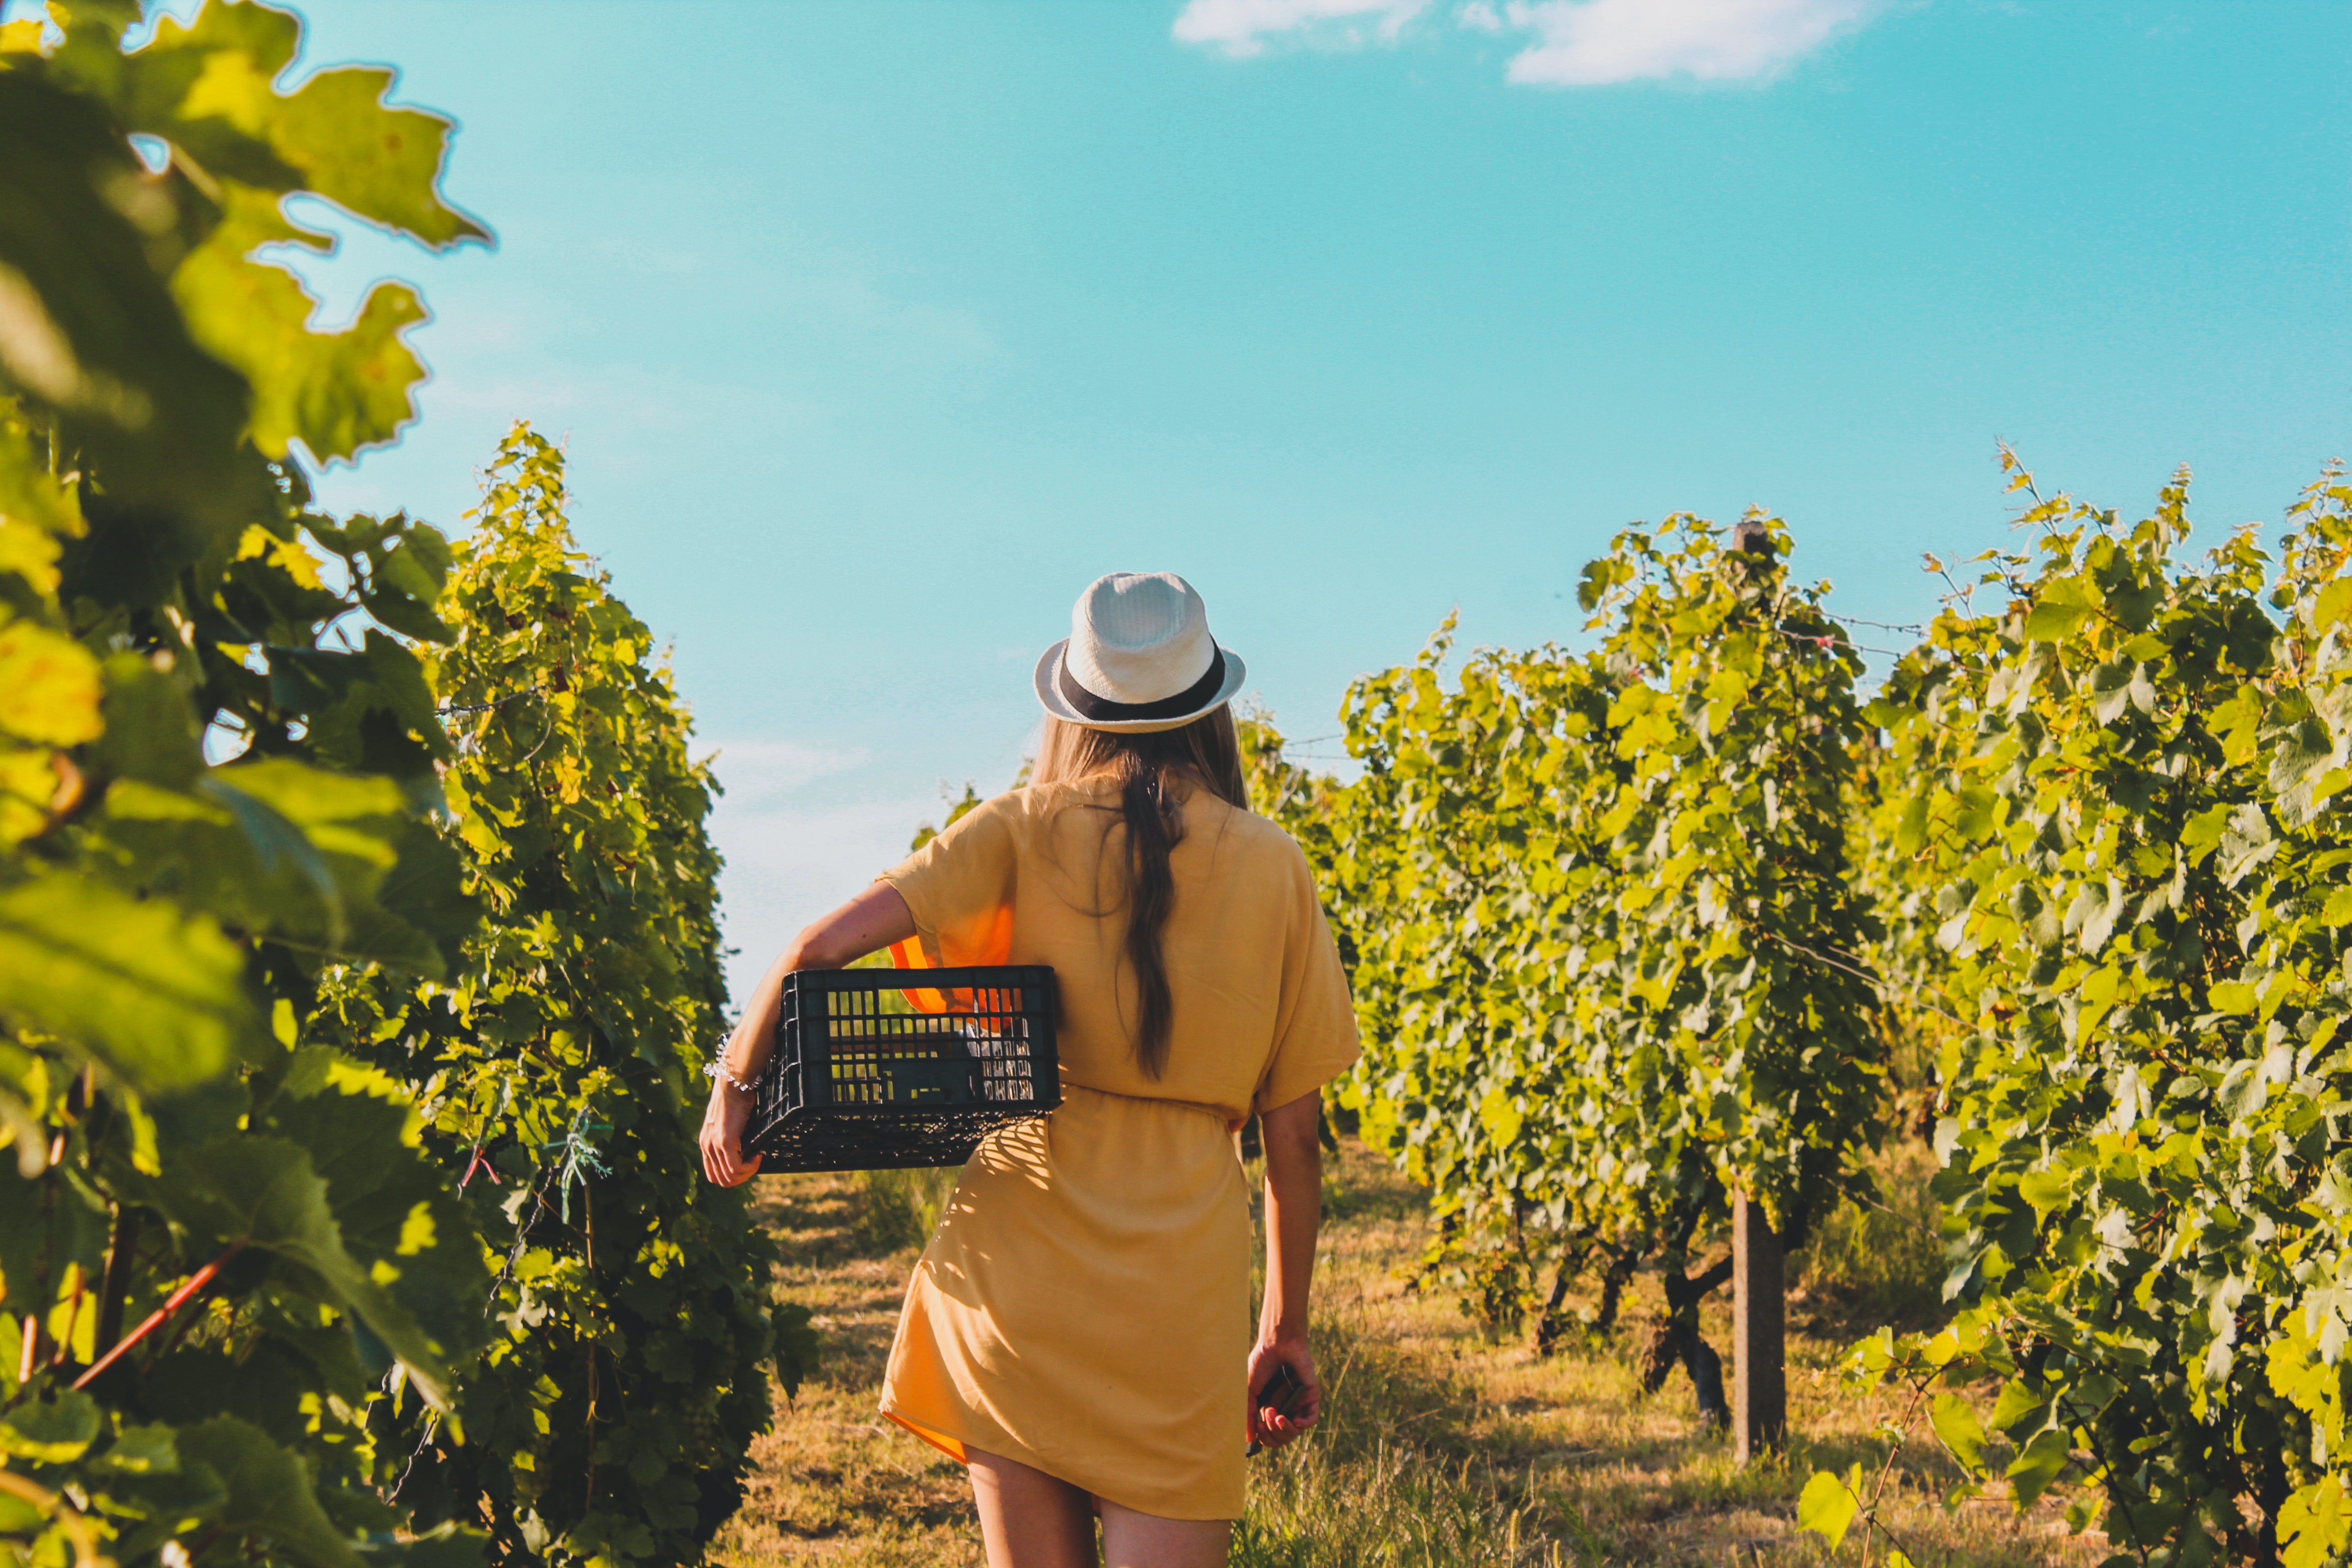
[849,1166,961,1257]
[1792,1138,1949,1327]
[709,1138,2103,1567]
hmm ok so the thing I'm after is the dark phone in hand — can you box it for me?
[1245,1364,1308,1458]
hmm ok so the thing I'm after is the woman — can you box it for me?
[700,571,1360,1568]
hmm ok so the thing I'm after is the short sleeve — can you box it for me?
[880,792,1020,968]
[1251,842,1361,1117]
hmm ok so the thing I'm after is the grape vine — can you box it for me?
[1252,512,1887,1414]
[1811,456,2352,1568]
[315,425,811,1568]
[0,6,493,1566]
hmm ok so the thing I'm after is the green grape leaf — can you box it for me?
[47,0,487,466]
[368,1526,489,1568]
[2017,1167,2078,1223]
[2005,1426,2073,1507]
[1928,1392,1986,1470]
[180,1415,363,1568]
[262,1049,490,1369]
[202,770,352,934]
[2210,980,2260,1016]
[124,1135,458,1409]
[0,406,82,548]
[2024,578,2097,642]
[0,1389,99,1463]
[0,73,252,534]
[773,1299,821,1400]
[2087,659,2136,724]
[97,756,454,975]
[171,186,431,464]
[0,611,103,746]
[2281,1477,2351,1568]
[267,631,447,777]
[108,1454,233,1565]
[88,653,202,789]
[0,870,263,1091]
[369,814,473,976]
[88,1422,179,1476]
[210,755,407,831]
[2313,577,2352,636]
[2180,801,2235,864]
[119,1,487,247]
[0,1490,40,1535]
[1796,1465,1862,1549]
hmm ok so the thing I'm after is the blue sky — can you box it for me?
[99,0,2352,995]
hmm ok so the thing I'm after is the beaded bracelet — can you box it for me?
[702,1060,757,1094]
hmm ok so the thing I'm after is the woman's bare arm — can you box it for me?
[1248,1089,1324,1447]
[698,882,918,1186]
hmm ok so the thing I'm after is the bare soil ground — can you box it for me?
[708,1140,2103,1567]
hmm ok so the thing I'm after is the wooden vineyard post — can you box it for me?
[1732,1191,1786,1462]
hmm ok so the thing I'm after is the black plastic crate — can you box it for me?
[743,965,1060,1172]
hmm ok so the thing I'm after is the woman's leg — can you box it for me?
[1096,1498,1230,1568]
[967,1446,1098,1568]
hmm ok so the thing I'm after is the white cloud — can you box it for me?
[1502,0,1877,84]
[1172,0,1431,57]
[711,792,936,1004]
[1174,0,1880,83]
[701,740,1015,1004]
[703,735,936,1002]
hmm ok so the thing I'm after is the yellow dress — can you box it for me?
[874,775,1361,1520]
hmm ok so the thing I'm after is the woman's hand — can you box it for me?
[1252,1090,1326,1450]
[696,883,918,1190]
[1245,1336,1321,1450]
[699,1078,761,1187]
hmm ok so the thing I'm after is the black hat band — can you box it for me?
[1057,647,1228,723]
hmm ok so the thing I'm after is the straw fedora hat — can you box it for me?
[1033,572,1248,734]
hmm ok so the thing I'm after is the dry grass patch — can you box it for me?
[709,1171,983,1567]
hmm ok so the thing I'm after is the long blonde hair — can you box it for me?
[1029,708,1249,1078]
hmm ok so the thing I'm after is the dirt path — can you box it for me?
[710,1142,2098,1567]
